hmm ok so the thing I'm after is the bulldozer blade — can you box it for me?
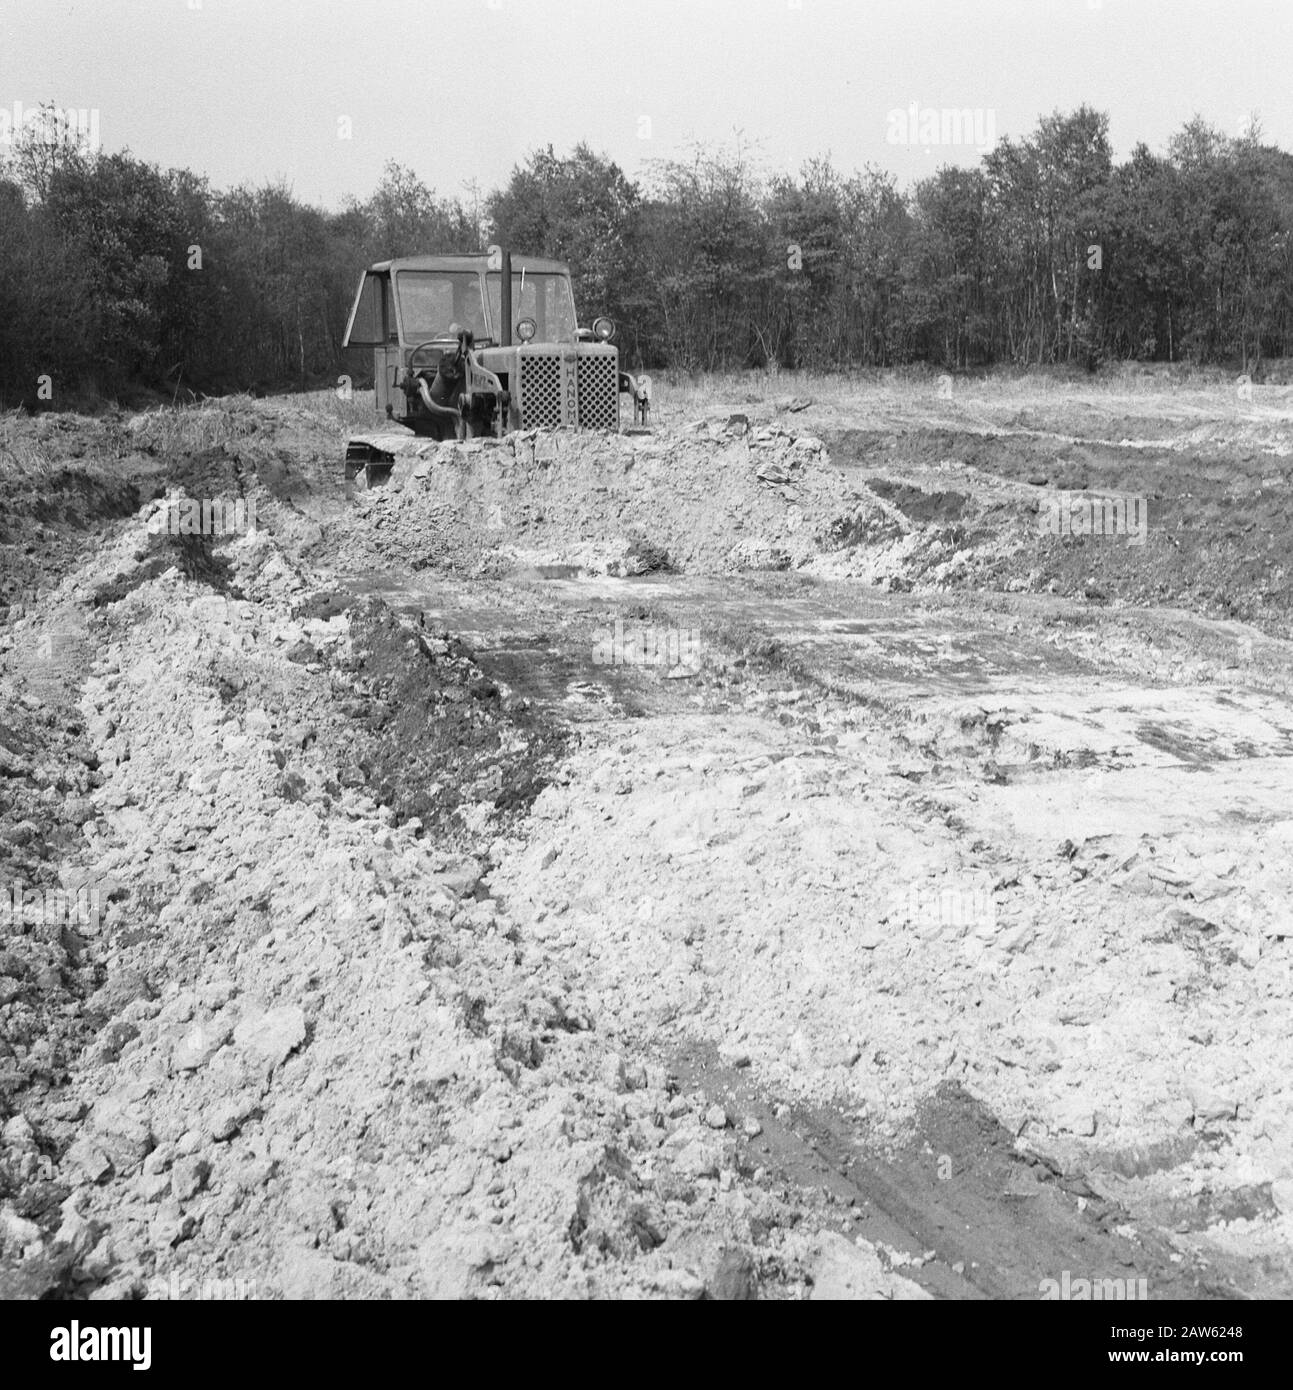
[344,433,430,489]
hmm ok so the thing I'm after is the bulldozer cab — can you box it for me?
[343,256,581,421]
[343,258,579,353]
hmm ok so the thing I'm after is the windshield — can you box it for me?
[487,272,578,344]
[395,271,489,343]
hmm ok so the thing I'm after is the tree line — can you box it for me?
[2,103,1291,406]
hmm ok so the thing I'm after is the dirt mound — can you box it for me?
[328,422,885,578]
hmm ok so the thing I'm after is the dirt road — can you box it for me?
[2,373,1291,1299]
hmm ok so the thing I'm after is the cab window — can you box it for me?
[344,272,387,348]
[395,271,488,342]
[487,272,578,344]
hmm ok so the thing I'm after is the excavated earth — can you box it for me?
[2,377,1293,1300]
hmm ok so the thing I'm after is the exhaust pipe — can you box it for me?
[500,246,512,347]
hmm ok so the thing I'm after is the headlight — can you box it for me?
[516,317,537,342]
[592,316,615,341]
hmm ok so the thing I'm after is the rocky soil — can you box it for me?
[3,377,1292,1299]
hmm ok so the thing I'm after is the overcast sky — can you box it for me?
[2,0,1290,209]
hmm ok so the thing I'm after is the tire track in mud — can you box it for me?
[668,1044,1243,1302]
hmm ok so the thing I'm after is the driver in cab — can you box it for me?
[428,322,473,409]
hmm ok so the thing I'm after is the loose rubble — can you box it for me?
[4,383,1293,1299]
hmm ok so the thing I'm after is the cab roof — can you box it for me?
[366,254,571,276]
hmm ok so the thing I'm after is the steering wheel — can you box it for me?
[407,338,464,372]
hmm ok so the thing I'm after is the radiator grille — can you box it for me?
[576,353,619,430]
[517,347,619,429]
[519,353,563,428]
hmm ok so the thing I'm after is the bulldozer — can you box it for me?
[341,247,651,486]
